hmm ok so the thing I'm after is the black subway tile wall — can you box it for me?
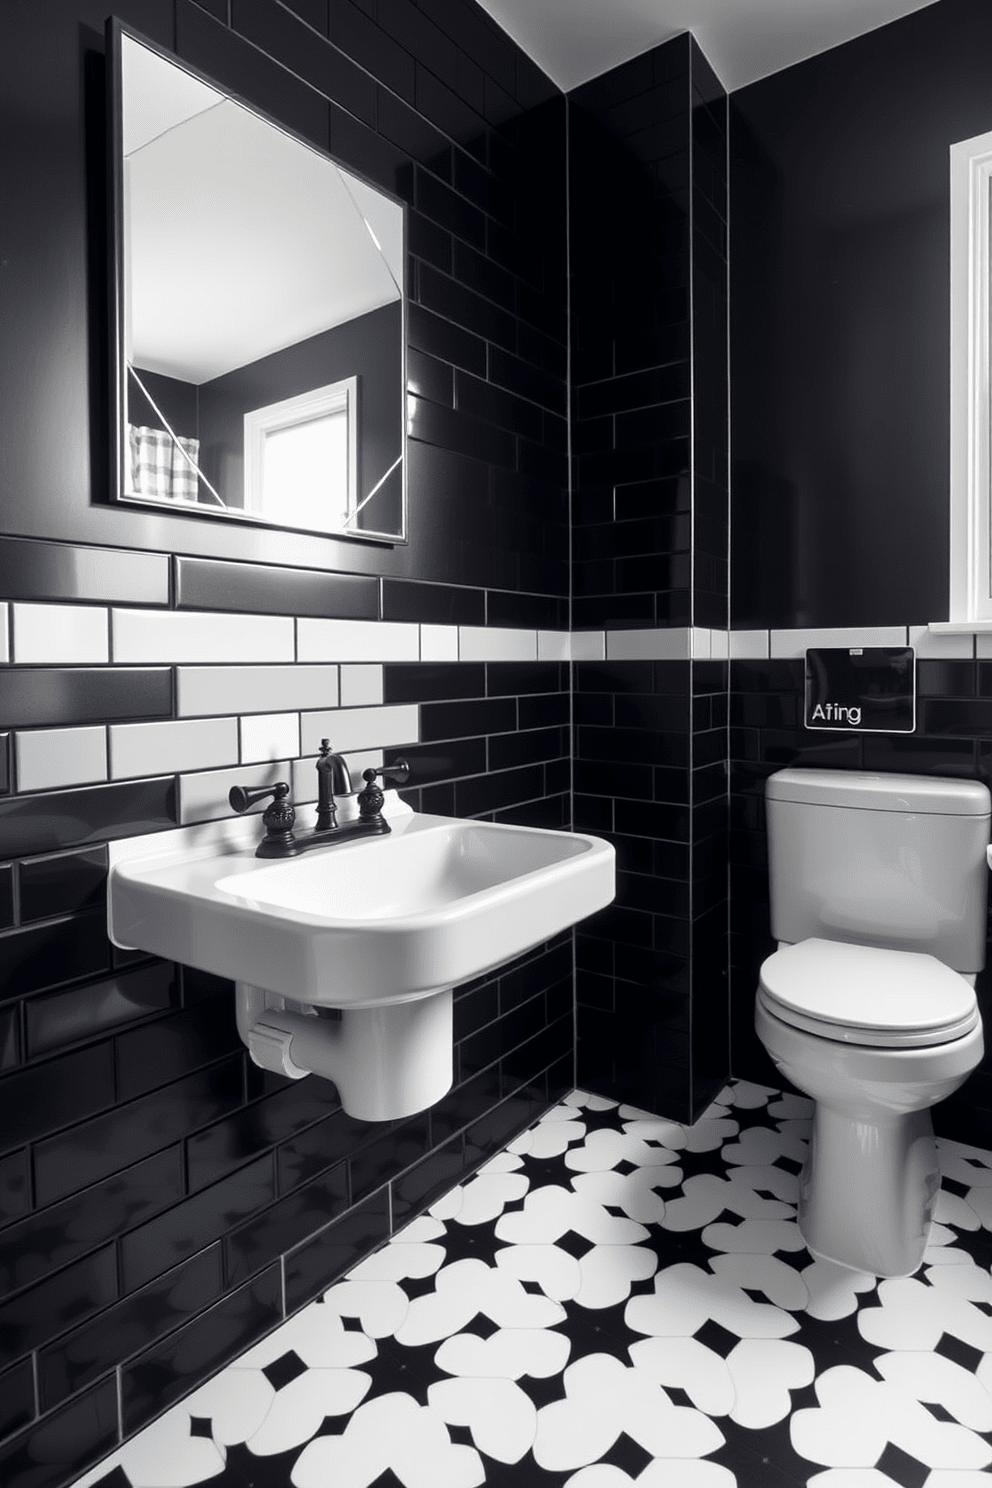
[570,38,730,1123]
[0,3,574,1484]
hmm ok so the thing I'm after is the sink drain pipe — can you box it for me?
[235,982,453,1122]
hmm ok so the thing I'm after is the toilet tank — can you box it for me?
[766,769,991,972]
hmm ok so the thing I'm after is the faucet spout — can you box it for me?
[315,739,353,831]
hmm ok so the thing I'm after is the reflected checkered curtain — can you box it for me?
[128,425,200,501]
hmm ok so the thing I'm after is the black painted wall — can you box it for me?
[570,36,730,1125]
[0,4,574,1486]
[731,0,992,630]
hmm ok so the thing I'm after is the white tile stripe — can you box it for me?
[8,603,972,667]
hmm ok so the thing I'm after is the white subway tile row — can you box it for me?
[14,725,108,792]
[339,665,384,707]
[12,704,420,796]
[300,704,419,756]
[298,619,419,662]
[239,713,300,764]
[6,604,992,672]
[112,609,295,664]
[13,603,108,664]
[420,625,459,661]
[176,665,339,718]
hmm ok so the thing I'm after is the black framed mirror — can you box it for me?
[106,20,407,544]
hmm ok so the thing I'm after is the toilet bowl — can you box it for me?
[754,768,990,1278]
[756,938,983,1276]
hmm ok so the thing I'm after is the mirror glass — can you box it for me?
[112,31,406,542]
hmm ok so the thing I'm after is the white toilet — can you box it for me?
[755,768,989,1277]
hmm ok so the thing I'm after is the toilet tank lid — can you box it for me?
[766,768,991,816]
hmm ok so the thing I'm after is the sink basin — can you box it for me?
[110,808,615,1006]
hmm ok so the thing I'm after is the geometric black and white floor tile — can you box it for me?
[72,1081,992,1488]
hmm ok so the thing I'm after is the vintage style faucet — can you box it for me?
[229,739,410,858]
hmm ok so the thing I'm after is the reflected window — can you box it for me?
[244,378,357,534]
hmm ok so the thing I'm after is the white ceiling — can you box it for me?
[474,0,942,93]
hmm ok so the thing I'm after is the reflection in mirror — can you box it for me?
[112,29,406,541]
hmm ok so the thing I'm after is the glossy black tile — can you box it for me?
[0,1004,18,1071]
[0,862,13,930]
[0,1148,29,1223]
[420,696,516,742]
[407,302,487,377]
[0,1376,117,1488]
[187,1081,337,1192]
[486,662,566,697]
[38,1246,225,1412]
[275,1106,377,1195]
[0,1146,183,1297]
[350,1113,430,1203]
[224,1161,349,1285]
[0,911,110,1008]
[0,1243,117,1369]
[232,0,377,127]
[0,1356,34,1442]
[0,779,176,861]
[174,557,379,618]
[383,662,485,704]
[25,962,178,1060]
[116,995,242,1101]
[453,980,499,1041]
[454,763,544,817]
[284,1189,390,1311]
[121,1266,282,1436]
[0,669,170,729]
[381,578,484,625]
[0,1041,115,1155]
[385,737,488,785]
[120,1154,276,1293]
[392,1133,465,1220]
[0,538,168,607]
[488,726,565,772]
[0,734,10,797]
[429,1063,502,1145]
[330,0,415,102]
[176,0,329,150]
[33,1056,244,1207]
[485,590,566,629]
[18,846,107,925]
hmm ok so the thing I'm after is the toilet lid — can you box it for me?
[759,938,980,1048]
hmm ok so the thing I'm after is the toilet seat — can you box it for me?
[758,937,980,1048]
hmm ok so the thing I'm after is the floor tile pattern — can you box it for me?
[73,1081,992,1488]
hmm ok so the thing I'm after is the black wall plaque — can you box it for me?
[805,647,916,733]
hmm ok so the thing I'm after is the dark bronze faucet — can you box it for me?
[315,739,352,831]
[229,749,410,859]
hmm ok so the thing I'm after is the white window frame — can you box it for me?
[950,129,992,621]
[243,376,358,529]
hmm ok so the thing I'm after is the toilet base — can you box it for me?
[755,994,984,1279]
[798,1103,939,1277]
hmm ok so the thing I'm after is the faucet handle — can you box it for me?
[229,781,298,857]
[368,759,411,787]
[229,781,291,813]
[356,760,410,825]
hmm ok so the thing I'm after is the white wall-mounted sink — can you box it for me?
[109,801,615,1121]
